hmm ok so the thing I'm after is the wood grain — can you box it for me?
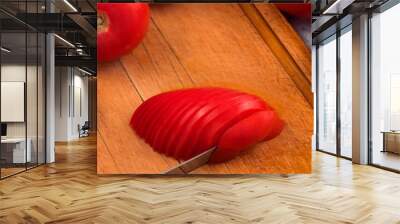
[97,62,178,174]
[2,136,400,223]
[255,4,312,83]
[240,4,313,105]
[97,4,313,174]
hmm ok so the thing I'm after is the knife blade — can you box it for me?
[163,147,217,174]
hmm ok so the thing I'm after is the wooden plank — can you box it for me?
[97,62,177,174]
[150,4,312,174]
[240,4,313,106]
[255,4,312,83]
[98,4,313,174]
[119,19,195,100]
[97,131,119,174]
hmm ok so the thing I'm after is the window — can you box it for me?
[370,2,400,171]
[317,35,337,154]
[339,27,352,158]
[316,25,353,159]
[0,1,46,179]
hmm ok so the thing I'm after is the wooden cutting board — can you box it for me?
[97,4,313,174]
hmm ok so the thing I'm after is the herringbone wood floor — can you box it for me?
[1,135,400,223]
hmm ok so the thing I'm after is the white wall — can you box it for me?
[1,65,38,138]
[55,66,70,141]
[1,65,26,140]
[1,63,46,164]
[72,73,89,138]
[54,67,89,141]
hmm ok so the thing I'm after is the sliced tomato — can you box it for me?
[191,96,267,158]
[176,92,251,160]
[171,90,240,159]
[130,92,164,130]
[148,88,209,153]
[180,93,273,160]
[131,92,169,136]
[211,110,277,163]
[263,112,285,141]
[135,92,176,140]
[151,88,218,153]
[162,89,228,156]
[143,90,188,147]
[131,87,284,163]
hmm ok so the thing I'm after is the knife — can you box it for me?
[163,147,217,174]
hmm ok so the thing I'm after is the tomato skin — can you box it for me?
[212,110,284,163]
[97,3,150,62]
[275,4,311,20]
[131,88,284,163]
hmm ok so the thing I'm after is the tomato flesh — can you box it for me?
[130,88,284,163]
[212,110,282,163]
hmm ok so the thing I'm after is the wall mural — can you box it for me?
[97,3,313,174]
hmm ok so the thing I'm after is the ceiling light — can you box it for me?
[76,48,87,56]
[54,34,75,48]
[323,0,355,15]
[63,0,78,12]
[1,47,11,53]
[77,67,93,76]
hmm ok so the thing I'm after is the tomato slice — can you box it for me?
[171,90,240,159]
[179,93,273,160]
[131,92,168,136]
[190,96,267,158]
[211,110,279,163]
[130,87,284,163]
[151,88,218,153]
[176,92,250,160]
[147,88,208,152]
[135,92,177,140]
[162,89,228,156]
[263,112,285,141]
[143,90,188,147]
[130,92,164,130]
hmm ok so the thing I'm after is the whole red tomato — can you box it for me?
[275,4,311,21]
[97,3,150,63]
